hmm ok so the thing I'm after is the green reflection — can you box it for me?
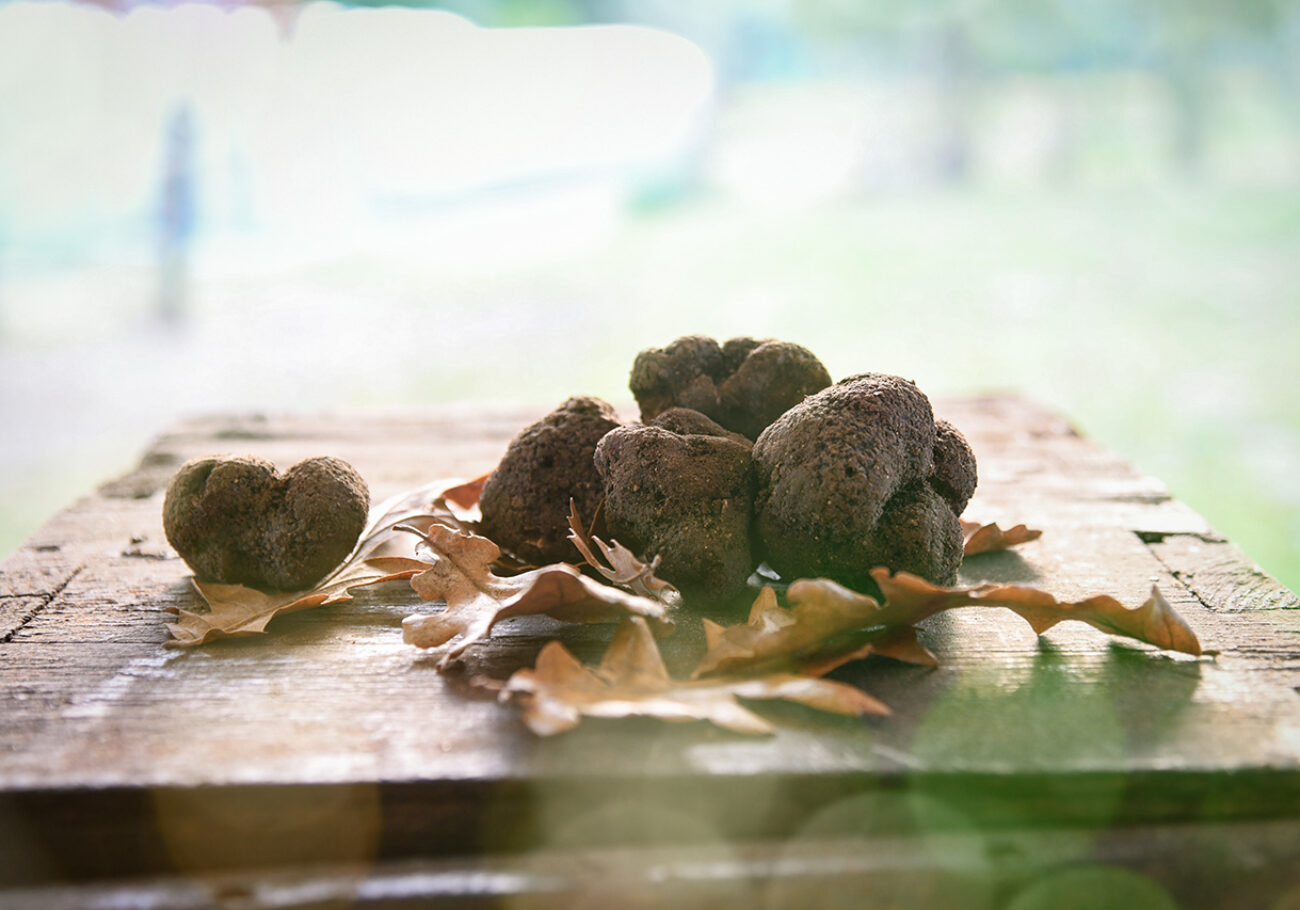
[765,789,996,910]
[907,643,1127,853]
[1005,865,1177,910]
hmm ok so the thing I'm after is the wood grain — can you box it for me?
[1,397,1297,904]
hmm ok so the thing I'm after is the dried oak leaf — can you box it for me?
[401,523,673,666]
[868,570,1200,657]
[500,616,889,736]
[693,582,929,678]
[566,500,681,606]
[355,475,485,558]
[164,477,480,647]
[442,472,490,513]
[694,568,1201,677]
[168,557,426,647]
[961,519,1043,556]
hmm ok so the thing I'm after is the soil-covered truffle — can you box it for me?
[478,396,622,564]
[752,373,977,593]
[595,417,755,604]
[629,335,832,440]
[163,455,369,591]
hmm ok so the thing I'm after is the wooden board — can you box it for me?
[2,397,1298,907]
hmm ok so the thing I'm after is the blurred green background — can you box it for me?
[1,0,1297,592]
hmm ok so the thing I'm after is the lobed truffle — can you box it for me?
[629,335,832,440]
[752,373,977,593]
[163,455,369,591]
[595,411,756,604]
[478,396,622,564]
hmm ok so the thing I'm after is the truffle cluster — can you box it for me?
[163,455,369,591]
[477,334,977,607]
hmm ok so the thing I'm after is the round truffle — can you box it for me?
[595,419,755,604]
[478,396,622,564]
[752,373,976,592]
[163,455,369,591]
[629,335,831,440]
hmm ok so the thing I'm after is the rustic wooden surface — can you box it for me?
[2,396,1299,907]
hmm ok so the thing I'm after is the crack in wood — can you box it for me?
[1138,534,1217,619]
[1,568,83,643]
[1104,491,1174,506]
[1135,530,1227,545]
[120,549,172,561]
[1139,531,1299,614]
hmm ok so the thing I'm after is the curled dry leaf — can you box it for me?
[694,568,1201,678]
[566,500,681,606]
[165,476,481,647]
[401,523,673,667]
[500,616,889,736]
[961,519,1043,557]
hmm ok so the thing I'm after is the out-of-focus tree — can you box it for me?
[1136,0,1300,177]
[793,0,984,183]
[969,0,1137,183]
[982,0,1300,177]
[795,0,1300,181]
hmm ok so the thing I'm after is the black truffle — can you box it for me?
[594,415,755,604]
[752,373,977,593]
[478,396,622,564]
[163,455,369,591]
[629,335,832,440]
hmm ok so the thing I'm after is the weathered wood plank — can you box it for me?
[1,396,1297,897]
[7,817,1300,910]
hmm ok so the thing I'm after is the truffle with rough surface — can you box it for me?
[163,455,369,591]
[629,334,831,440]
[752,373,976,593]
[595,418,755,604]
[478,396,622,564]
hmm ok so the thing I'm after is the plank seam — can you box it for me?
[1,567,83,643]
